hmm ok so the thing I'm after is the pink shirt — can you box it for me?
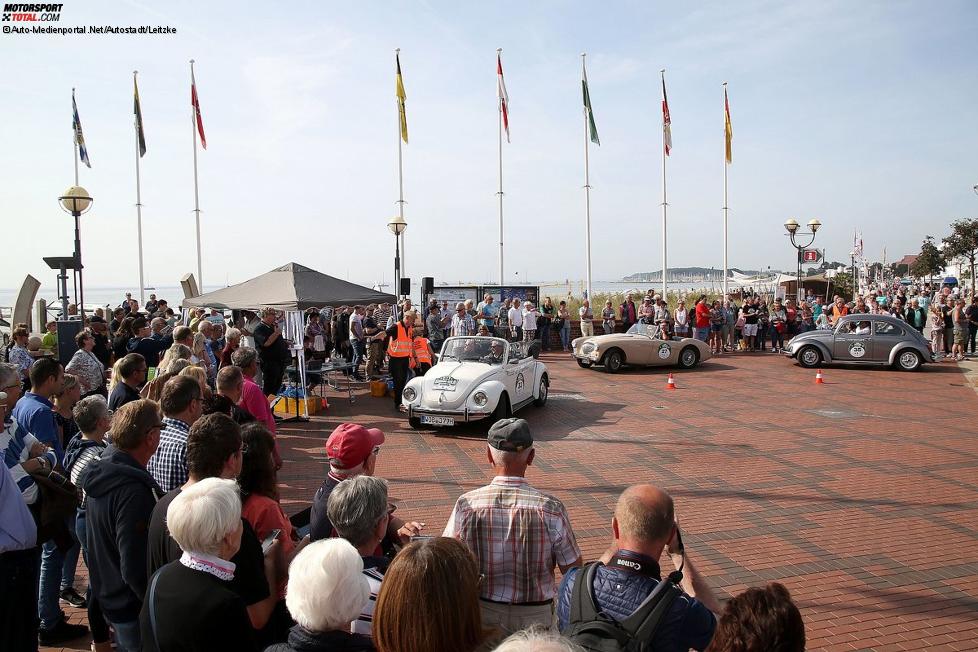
[240,375,281,467]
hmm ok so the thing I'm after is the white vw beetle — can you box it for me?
[402,336,549,429]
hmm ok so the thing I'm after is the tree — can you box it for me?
[830,271,854,301]
[942,218,978,294]
[911,236,947,281]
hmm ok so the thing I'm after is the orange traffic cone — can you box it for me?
[815,369,824,384]
[666,373,676,390]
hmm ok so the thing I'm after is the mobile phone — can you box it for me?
[410,534,435,543]
[261,529,281,555]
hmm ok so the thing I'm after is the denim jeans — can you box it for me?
[39,515,81,629]
[350,338,366,375]
[694,328,709,342]
[560,323,570,350]
[108,619,141,652]
[539,321,552,350]
[770,326,784,350]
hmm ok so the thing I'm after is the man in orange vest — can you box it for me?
[376,310,415,411]
[412,327,434,376]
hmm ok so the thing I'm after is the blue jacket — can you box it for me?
[557,551,716,652]
[79,445,162,622]
[11,392,62,462]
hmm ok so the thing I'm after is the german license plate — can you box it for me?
[420,415,455,426]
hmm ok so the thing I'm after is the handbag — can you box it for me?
[29,467,79,549]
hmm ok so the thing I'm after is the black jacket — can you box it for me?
[141,561,258,652]
[79,445,163,622]
[264,626,374,652]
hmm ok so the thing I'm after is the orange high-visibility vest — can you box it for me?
[387,323,413,357]
[414,338,432,365]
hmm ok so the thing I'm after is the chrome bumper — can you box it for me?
[406,404,493,423]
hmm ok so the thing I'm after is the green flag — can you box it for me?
[582,61,599,145]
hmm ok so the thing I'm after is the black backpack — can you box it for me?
[564,562,681,652]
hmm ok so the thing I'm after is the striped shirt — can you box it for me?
[1,418,57,505]
[351,556,388,637]
[451,313,477,337]
[444,475,581,604]
[66,440,107,509]
[146,417,191,492]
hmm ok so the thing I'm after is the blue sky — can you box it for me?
[1,0,976,291]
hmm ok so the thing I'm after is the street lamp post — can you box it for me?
[58,186,93,322]
[784,218,821,302]
[388,215,407,300]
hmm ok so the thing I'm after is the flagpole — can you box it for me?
[395,49,406,297]
[72,88,80,316]
[191,60,203,292]
[722,82,729,298]
[497,48,505,286]
[582,53,593,301]
[660,69,668,299]
[134,71,146,306]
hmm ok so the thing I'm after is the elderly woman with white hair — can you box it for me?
[266,539,373,652]
[139,477,258,651]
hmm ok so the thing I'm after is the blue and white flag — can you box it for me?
[72,90,91,168]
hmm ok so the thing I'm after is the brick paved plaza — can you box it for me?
[46,353,978,651]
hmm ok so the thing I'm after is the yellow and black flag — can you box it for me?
[396,51,408,144]
[134,72,146,157]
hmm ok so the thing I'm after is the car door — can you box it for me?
[872,320,905,361]
[832,318,872,361]
[511,349,535,404]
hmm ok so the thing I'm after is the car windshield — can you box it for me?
[626,323,661,338]
[440,337,507,364]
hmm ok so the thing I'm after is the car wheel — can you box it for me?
[895,349,922,371]
[534,376,549,407]
[576,359,592,368]
[678,346,699,369]
[798,345,822,368]
[491,394,511,421]
[602,349,624,373]
[408,417,423,430]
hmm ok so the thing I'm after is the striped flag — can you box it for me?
[497,52,510,143]
[724,86,732,164]
[191,67,207,149]
[72,89,91,168]
[396,52,408,144]
[582,59,599,145]
[134,74,146,157]
[661,73,672,156]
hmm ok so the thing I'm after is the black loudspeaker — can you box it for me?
[400,277,411,296]
[56,320,83,367]
[422,277,434,295]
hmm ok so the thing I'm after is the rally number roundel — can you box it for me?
[849,342,867,358]
[658,343,671,360]
[515,372,525,392]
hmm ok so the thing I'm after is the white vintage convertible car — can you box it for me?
[402,336,549,429]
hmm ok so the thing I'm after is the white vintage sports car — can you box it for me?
[402,336,549,429]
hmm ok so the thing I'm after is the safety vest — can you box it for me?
[387,323,413,357]
[414,338,432,365]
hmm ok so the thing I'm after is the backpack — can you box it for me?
[564,562,681,652]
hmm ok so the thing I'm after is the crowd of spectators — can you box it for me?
[2,291,819,651]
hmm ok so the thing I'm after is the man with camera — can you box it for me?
[557,484,720,651]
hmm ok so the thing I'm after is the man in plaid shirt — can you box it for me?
[444,418,582,634]
[450,302,477,337]
[146,376,203,492]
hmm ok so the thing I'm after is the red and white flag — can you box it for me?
[191,68,207,149]
[497,52,510,143]
[661,74,672,156]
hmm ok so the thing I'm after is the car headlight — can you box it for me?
[582,342,596,354]
[403,387,417,402]
[472,391,488,407]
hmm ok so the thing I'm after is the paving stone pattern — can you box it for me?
[44,354,978,651]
